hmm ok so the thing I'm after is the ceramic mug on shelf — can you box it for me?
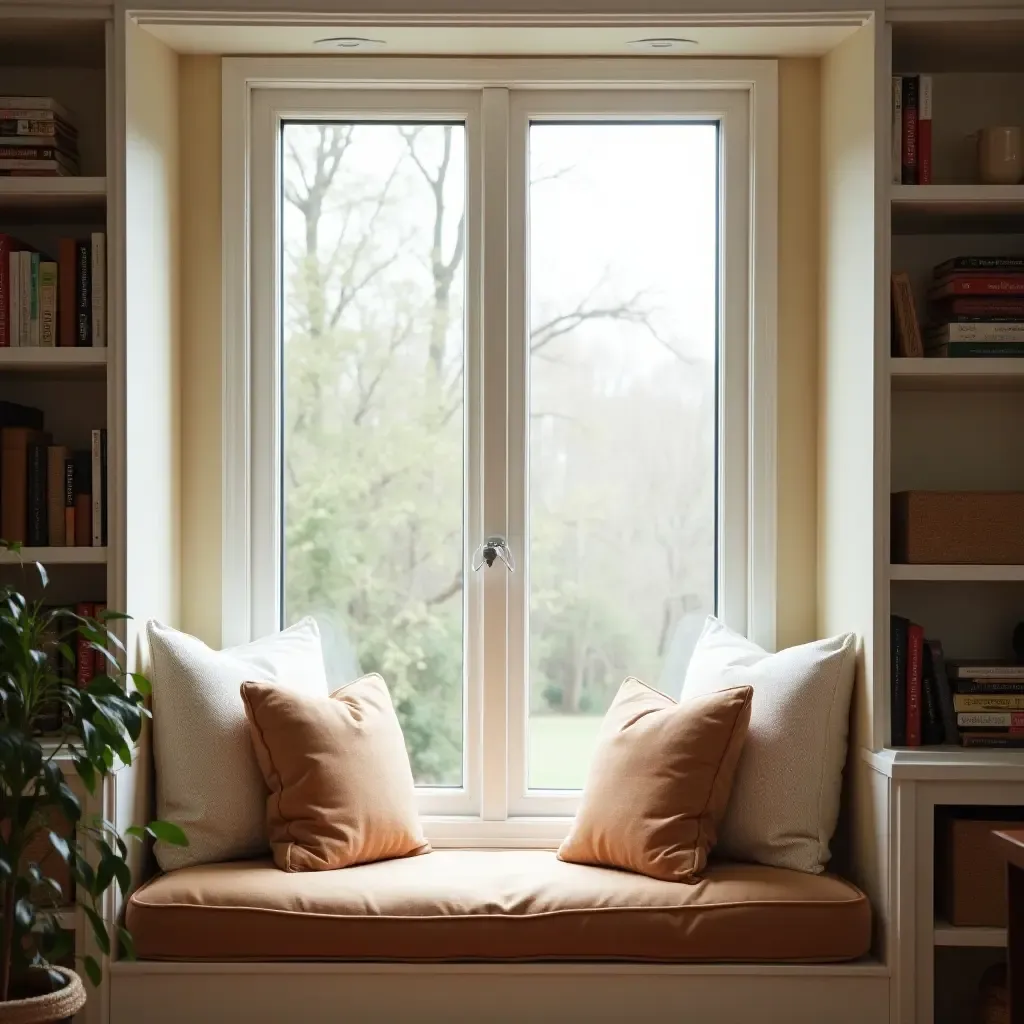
[975,126,1024,185]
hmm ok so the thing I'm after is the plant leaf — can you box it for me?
[14,897,34,930]
[118,927,136,961]
[147,821,188,847]
[83,906,110,955]
[48,832,70,863]
[82,954,101,987]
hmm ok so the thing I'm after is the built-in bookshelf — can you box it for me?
[0,15,111,1024]
[883,15,1024,1024]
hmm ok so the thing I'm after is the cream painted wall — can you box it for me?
[179,56,224,645]
[776,58,820,650]
[178,56,820,651]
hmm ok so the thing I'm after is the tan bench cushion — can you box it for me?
[127,850,870,963]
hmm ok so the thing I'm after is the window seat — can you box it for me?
[126,848,871,963]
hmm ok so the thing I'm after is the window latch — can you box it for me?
[472,536,515,573]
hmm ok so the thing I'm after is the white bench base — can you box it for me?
[110,960,890,1024]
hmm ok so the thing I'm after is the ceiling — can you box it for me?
[141,20,862,58]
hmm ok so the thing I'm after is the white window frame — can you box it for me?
[222,57,778,845]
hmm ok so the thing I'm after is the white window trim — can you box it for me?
[221,56,778,846]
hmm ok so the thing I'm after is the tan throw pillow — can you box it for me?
[241,673,430,872]
[558,678,752,883]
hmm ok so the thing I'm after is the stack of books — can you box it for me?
[892,75,933,185]
[949,662,1024,749]
[926,256,1024,358]
[890,617,956,747]
[0,233,105,347]
[0,401,107,548]
[0,96,79,177]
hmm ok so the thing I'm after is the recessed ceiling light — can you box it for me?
[313,36,386,51]
[627,37,699,52]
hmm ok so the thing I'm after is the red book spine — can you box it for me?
[918,75,932,185]
[906,624,924,746]
[92,604,107,677]
[901,76,918,185]
[75,602,94,689]
[934,277,1024,296]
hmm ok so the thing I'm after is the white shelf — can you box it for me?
[0,547,107,565]
[0,177,106,209]
[32,908,76,934]
[864,745,1024,781]
[0,348,107,378]
[892,184,1024,232]
[934,921,1006,948]
[890,564,1024,582]
[891,358,1024,391]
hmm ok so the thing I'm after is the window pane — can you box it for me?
[281,122,466,787]
[527,122,718,791]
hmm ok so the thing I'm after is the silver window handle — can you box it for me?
[472,536,515,573]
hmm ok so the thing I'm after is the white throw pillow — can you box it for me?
[680,617,857,874]
[147,618,329,871]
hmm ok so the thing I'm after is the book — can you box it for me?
[28,252,39,347]
[26,441,47,546]
[949,662,1024,679]
[955,693,1024,711]
[99,428,107,544]
[0,146,69,161]
[90,429,103,547]
[57,239,76,347]
[930,276,1024,299]
[891,77,902,186]
[927,639,957,745]
[0,160,75,176]
[0,98,73,121]
[891,615,909,745]
[46,445,67,546]
[1,427,48,543]
[907,623,924,746]
[92,603,107,678]
[63,457,75,546]
[960,733,1024,748]
[921,642,945,744]
[933,297,1024,318]
[18,250,30,347]
[891,272,923,356]
[8,249,18,348]
[74,602,94,689]
[927,342,1024,358]
[90,233,105,347]
[901,75,918,185]
[72,451,90,547]
[935,257,1024,275]
[958,712,1024,728]
[0,234,29,348]
[0,119,74,138]
[928,323,1024,343]
[38,261,56,347]
[918,75,932,185]
[956,680,1024,694]
[75,241,90,345]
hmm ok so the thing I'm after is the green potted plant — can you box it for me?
[0,548,184,1023]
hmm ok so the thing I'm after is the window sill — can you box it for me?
[421,816,573,849]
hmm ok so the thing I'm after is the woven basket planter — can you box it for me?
[0,969,86,1024]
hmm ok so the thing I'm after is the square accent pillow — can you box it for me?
[147,618,329,871]
[241,673,430,871]
[557,678,752,883]
[680,617,857,874]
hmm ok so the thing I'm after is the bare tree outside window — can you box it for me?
[280,120,717,789]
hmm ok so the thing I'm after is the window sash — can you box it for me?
[232,58,777,838]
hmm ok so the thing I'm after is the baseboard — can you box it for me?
[111,960,890,1024]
